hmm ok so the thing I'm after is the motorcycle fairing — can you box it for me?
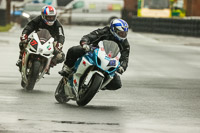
[70,56,95,97]
[31,33,54,56]
[97,41,121,75]
[21,32,55,84]
[66,41,121,99]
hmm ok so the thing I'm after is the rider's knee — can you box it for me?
[68,46,76,54]
[68,46,84,55]
[105,74,122,90]
[105,81,122,90]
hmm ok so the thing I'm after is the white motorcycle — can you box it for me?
[55,40,121,106]
[20,29,54,90]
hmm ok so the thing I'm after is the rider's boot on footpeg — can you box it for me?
[58,64,72,77]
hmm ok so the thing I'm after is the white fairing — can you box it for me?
[72,57,93,97]
[83,70,104,86]
[21,30,54,84]
[98,41,121,71]
[28,33,54,58]
[64,57,93,99]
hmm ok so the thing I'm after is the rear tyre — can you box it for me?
[76,73,103,106]
[55,78,69,103]
[26,61,40,91]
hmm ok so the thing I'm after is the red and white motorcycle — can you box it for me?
[20,29,54,90]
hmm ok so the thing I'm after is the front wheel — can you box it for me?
[25,60,40,91]
[21,80,26,88]
[76,73,103,106]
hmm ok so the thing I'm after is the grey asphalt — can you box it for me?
[0,24,200,133]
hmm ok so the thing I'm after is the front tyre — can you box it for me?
[77,73,103,106]
[21,80,26,88]
[26,60,40,91]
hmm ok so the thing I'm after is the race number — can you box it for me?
[30,40,37,46]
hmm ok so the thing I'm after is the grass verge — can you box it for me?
[0,24,13,32]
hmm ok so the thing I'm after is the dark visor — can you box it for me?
[117,31,127,38]
[114,27,127,38]
[45,16,56,21]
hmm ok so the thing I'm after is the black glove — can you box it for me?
[80,38,90,46]
[117,66,124,74]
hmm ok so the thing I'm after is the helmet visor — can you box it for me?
[45,15,56,21]
[116,30,127,38]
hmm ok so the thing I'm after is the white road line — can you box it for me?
[0,96,18,102]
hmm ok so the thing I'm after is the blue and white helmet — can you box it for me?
[110,19,129,41]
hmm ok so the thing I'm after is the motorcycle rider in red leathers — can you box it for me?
[16,5,65,74]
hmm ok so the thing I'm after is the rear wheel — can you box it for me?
[76,73,103,106]
[26,60,40,91]
[55,78,69,103]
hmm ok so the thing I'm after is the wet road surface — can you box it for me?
[0,25,200,133]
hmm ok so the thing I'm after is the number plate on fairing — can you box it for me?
[108,60,116,66]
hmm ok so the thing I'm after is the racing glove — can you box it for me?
[80,38,90,46]
[55,43,63,51]
[117,66,125,74]
[20,34,28,43]
[19,34,28,50]
[82,44,91,52]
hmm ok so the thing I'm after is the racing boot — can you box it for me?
[16,51,23,72]
[46,68,50,75]
[16,51,23,67]
[16,59,22,67]
[58,64,72,77]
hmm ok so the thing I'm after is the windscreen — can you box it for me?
[144,0,169,9]
[103,40,120,58]
[36,29,52,43]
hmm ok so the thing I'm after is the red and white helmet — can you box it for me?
[41,6,57,26]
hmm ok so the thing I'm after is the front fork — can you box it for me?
[21,50,52,84]
[21,51,30,84]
